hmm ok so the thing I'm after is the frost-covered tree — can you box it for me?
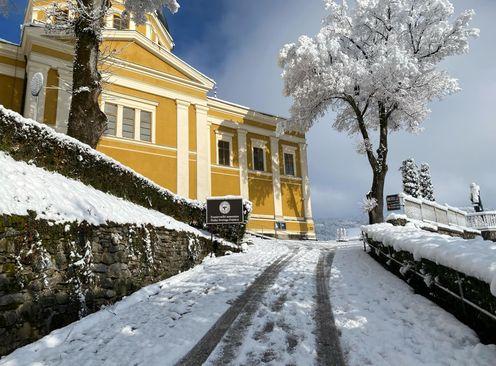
[278,0,478,224]
[400,158,420,198]
[419,163,435,201]
[46,0,180,148]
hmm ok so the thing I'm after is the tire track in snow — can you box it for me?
[314,250,346,366]
[175,249,298,366]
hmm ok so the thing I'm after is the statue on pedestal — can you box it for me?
[470,183,484,212]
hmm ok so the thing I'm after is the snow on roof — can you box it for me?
[0,151,210,239]
[362,223,496,296]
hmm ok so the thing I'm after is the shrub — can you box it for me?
[0,106,251,242]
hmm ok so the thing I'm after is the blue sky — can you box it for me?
[1,1,495,220]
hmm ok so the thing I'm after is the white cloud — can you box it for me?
[182,0,496,218]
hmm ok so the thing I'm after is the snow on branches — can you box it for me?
[124,0,180,24]
[278,0,478,139]
[419,163,435,201]
[400,158,420,198]
[45,0,180,36]
[361,196,378,213]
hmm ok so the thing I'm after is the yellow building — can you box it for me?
[0,0,315,239]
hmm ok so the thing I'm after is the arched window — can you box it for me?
[113,12,129,30]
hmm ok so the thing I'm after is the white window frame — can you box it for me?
[251,138,267,172]
[215,131,234,166]
[282,145,297,176]
[101,92,157,144]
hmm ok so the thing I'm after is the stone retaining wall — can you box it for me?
[0,213,237,356]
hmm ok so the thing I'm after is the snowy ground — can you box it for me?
[330,243,496,366]
[2,238,495,366]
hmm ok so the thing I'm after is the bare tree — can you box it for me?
[46,0,180,148]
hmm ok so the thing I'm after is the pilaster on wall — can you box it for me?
[55,68,72,133]
[24,61,50,122]
[176,99,190,198]
[270,137,283,220]
[299,143,313,220]
[195,105,210,201]
[237,129,249,200]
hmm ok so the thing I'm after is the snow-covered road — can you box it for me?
[1,238,495,366]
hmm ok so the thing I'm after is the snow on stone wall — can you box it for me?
[362,223,496,296]
[0,106,251,243]
[0,214,235,357]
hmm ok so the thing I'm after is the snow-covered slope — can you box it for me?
[0,151,207,238]
[0,106,203,209]
[362,223,496,296]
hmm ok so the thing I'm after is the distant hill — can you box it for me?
[314,217,366,241]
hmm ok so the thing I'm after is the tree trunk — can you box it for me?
[367,101,389,224]
[66,0,107,148]
[367,166,387,224]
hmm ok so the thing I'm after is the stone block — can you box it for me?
[1,310,18,327]
[55,292,69,305]
[0,293,25,308]
[93,264,108,273]
[101,253,115,265]
[105,290,116,299]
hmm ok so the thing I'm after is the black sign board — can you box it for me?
[206,197,244,225]
[275,221,287,230]
[386,194,402,211]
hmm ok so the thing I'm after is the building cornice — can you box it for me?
[0,41,23,60]
[105,56,211,94]
[208,115,306,144]
[102,30,215,90]
[207,97,288,127]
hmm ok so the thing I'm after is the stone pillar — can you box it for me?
[270,137,283,220]
[24,61,50,122]
[237,129,249,200]
[299,143,313,220]
[55,68,72,133]
[129,18,137,31]
[195,105,210,201]
[176,100,190,198]
[105,14,113,28]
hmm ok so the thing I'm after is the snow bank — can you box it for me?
[0,105,251,243]
[330,243,496,366]
[362,223,496,296]
[0,151,211,239]
[0,105,202,209]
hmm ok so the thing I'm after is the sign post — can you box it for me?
[206,196,244,247]
[386,194,402,211]
[206,197,244,225]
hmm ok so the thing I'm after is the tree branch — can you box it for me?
[345,95,377,169]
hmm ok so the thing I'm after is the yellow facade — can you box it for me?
[0,0,316,239]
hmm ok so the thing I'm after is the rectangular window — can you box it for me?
[113,14,129,30]
[122,107,135,139]
[284,153,295,176]
[104,103,117,136]
[218,140,230,166]
[54,9,69,24]
[253,147,265,171]
[140,110,152,142]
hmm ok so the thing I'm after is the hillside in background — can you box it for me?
[314,217,366,241]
